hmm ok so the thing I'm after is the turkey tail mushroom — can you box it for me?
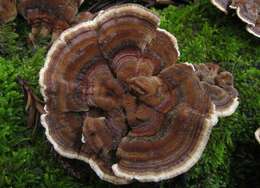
[247,17,260,37]
[17,0,85,42]
[0,0,17,24]
[193,63,239,117]
[39,4,239,184]
[211,0,260,37]
[210,0,230,13]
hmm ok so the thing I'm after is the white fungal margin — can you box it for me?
[210,0,228,13]
[39,18,131,185]
[255,128,260,144]
[157,28,180,57]
[246,26,260,38]
[38,3,239,184]
[236,7,256,26]
[81,134,86,143]
[216,97,239,117]
[41,113,129,185]
[229,4,236,9]
[38,4,171,184]
[112,103,219,182]
[229,4,256,26]
[94,3,160,27]
[79,0,85,5]
[183,62,196,72]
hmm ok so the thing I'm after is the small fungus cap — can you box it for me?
[194,63,239,117]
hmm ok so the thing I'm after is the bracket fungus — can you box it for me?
[39,4,239,184]
[193,63,239,117]
[17,0,85,42]
[211,0,260,37]
[0,0,17,24]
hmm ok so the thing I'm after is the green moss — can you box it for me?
[157,1,260,187]
[0,0,259,187]
[0,23,20,57]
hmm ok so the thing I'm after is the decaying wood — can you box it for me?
[17,77,45,132]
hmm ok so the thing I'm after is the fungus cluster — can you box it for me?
[17,0,85,41]
[211,0,260,37]
[193,63,239,116]
[39,4,239,184]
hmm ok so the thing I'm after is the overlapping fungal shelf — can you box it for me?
[39,4,239,184]
[194,63,239,117]
[17,0,85,41]
[211,0,260,37]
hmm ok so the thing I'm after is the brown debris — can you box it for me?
[0,0,17,24]
[17,77,45,131]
